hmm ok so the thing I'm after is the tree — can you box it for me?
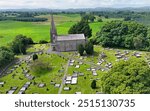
[91,80,97,89]
[33,54,38,61]
[89,15,96,22]
[101,58,150,94]
[0,47,14,67]
[124,16,131,21]
[81,14,96,23]
[78,44,84,56]
[85,42,94,55]
[95,21,148,50]
[39,40,48,44]
[133,35,145,49]
[68,21,92,38]
[105,15,108,19]
[26,38,34,44]
[97,18,103,22]
[10,35,33,54]
[81,14,89,22]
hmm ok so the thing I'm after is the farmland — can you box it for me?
[0,14,121,46]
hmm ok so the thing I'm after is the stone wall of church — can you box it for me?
[56,39,85,52]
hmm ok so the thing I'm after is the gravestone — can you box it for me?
[50,81,56,85]
[64,87,70,91]
[75,92,81,94]
[75,65,80,68]
[55,84,61,88]
[38,83,46,88]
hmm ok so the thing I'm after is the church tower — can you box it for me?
[50,14,57,43]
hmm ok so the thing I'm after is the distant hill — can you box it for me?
[0,6,150,12]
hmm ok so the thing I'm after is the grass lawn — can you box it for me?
[61,45,150,94]
[0,21,50,46]
[0,44,149,94]
[26,43,50,53]
[26,53,67,94]
[0,44,67,94]
[62,63,103,94]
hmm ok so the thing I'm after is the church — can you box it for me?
[50,15,86,52]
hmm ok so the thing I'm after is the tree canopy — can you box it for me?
[14,17,48,22]
[95,21,149,50]
[77,42,94,56]
[85,42,94,55]
[68,21,92,38]
[77,44,84,56]
[101,58,150,94]
[0,47,14,67]
[91,80,97,89]
[81,14,96,22]
[10,35,34,54]
[33,54,38,61]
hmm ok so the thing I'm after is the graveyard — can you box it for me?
[61,46,149,94]
[0,43,149,94]
[0,44,67,94]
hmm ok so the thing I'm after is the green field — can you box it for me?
[0,14,120,47]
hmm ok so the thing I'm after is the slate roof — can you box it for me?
[57,34,85,41]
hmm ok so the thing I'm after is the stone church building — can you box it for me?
[50,15,86,52]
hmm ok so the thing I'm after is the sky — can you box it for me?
[0,0,150,9]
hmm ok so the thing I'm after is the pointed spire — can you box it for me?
[50,14,57,43]
[51,14,57,35]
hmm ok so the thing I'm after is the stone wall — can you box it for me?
[56,40,85,52]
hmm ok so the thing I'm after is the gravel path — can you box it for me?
[58,60,70,94]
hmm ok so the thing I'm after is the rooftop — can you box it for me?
[57,34,85,41]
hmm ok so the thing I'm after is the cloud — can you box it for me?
[0,0,150,9]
